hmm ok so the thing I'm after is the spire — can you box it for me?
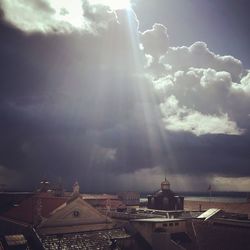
[73,181,80,194]
[68,181,80,204]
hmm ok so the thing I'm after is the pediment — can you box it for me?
[39,197,111,228]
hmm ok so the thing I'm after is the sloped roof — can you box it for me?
[0,192,34,214]
[2,193,67,224]
[198,208,222,220]
[38,197,113,235]
[81,194,119,200]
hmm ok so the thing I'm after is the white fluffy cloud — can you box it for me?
[239,71,250,94]
[161,41,243,81]
[160,95,243,136]
[1,0,86,33]
[0,0,118,33]
[134,10,250,145]
[152,67,250,135]
[140,23,169,59]
[142,32,250,136]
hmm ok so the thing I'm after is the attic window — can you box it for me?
[73,210,80,217]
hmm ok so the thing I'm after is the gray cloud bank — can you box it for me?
[0,0,250,192]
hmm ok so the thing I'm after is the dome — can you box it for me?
[161,177,170,190]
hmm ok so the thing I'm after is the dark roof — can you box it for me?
[193,219,250,250]
[0,192,34,214]
[171,232,193,250]
[131,218,186,223]
[1,193,67,224]
[41,229,131,250]
[153,189,175,198]
[171,232,192,244]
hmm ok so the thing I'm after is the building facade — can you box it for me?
[147,178,184,211]
[118,192,140,207]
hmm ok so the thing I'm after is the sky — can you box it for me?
[0,0,250,193]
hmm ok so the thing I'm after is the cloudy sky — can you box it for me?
[0,0,250,193]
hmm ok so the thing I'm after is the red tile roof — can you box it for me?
[1,192,126,225]
[2,193,67,224]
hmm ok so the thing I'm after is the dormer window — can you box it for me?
[73,210,80,217]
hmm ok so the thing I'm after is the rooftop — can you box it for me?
[41,228,130,250]
[197,208,222,220]
[131,218,186,223]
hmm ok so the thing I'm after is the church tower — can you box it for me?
[147,177,184,211]
[161,177,170,191]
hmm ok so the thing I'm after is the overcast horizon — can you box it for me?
[0,0,250,193]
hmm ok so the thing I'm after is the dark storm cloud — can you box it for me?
[0,8,148,189]
[163,132,250,177]
[0,1,250,191]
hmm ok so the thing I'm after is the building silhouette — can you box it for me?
[147,178,184,211]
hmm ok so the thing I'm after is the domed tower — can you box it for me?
[147,176,184,210]
[161,177,170,191]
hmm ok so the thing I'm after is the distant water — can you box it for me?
[140,196,248,203]
[185,196,247,203]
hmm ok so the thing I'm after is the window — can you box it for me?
[73,210,80,217]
